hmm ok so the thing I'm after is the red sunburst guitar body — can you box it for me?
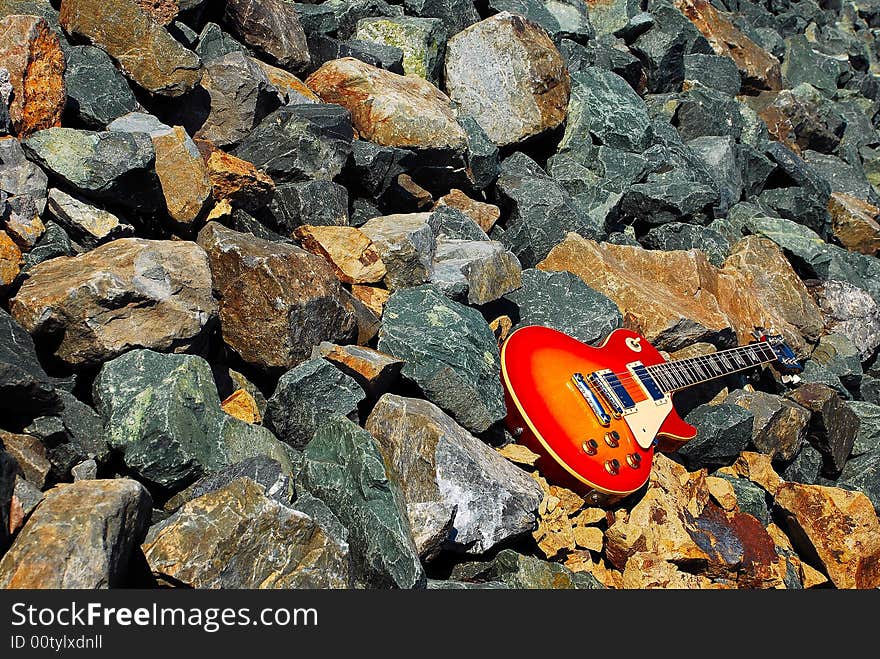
[501,324,802,501]
[501,325,698,500]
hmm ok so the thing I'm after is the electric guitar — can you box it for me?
[500,326,801,502]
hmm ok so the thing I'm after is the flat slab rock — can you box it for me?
[366,394,543,555]
[143,477,350,588]
[0,479,152,588]
[9,237,217,367]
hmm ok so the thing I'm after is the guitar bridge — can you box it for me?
[589,370,635,417]
[572,373,611,426]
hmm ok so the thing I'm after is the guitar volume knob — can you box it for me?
[604,430,620,448]
[626,453,642,469]
[582,439,599,455]
[604,459,620,475]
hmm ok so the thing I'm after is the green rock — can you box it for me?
[737,143,776,199]
[458,114,500,191]
[618,180,717,226]
[232,104,353,183]
[266,358,365,450]
[684,53,741,96]
[342,140,415,200]
[300,415,425,588]
[449,549,604,588]
[803,151,877,203]
[21,221,73,271]
[587,0,638,36]
[836,452,880,515]
[847,401,880,457]
[493,152,603,267]
[677,404,755,470]
[715,473,770,526]
[432,206,488,241]
[559,68,653,156]
[92,350,292,491]
[291,492,349,547]
[860,375,880,405]
[502,268,622,346]
[402,0,479,36]
[196,22,247,62]
[685,135,742,213]
[64,46,139,128]
[427,579,508,589]
[589,147,649,193]
[21,128,163,214]
[810,333,863,391]
[266,181,349,233]
[674,83,744,141]
[799,361,850,399]
[377,284,505,434]
[781,35,842,95]
[325,0,404,39]
[641,222,731,267]
[782,444,823,485]
[355,16,446,83]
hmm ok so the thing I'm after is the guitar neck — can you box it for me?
[647,342,778,393]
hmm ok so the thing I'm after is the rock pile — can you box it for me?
[1,0,880,589]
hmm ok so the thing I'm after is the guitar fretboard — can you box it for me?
[647,342,778,393]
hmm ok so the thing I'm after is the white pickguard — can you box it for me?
[622,363,673,449]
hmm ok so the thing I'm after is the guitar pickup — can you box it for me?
[589,370,634,416]
[572,373,611,426]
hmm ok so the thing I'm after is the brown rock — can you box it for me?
[706,475,738,511]
[220,389,261,425]
[4,212,44,250]
[719,451,784,496]
[348,293,381,346]
[496,443,541,467]
[621,552,715,589]
[60,0,201,97]
[311,342,403,398]
[9,238,217,367]
[152,126,213,227]
[801,561,830,588]
[774,482,880,589]
[0,15,65,137]
[253,59,321,104]
[196,140,275,213]
[294,225,386,284]
[223,0,309,71]
[351,284,390,318]
[0,479,152,588]
[674,0,782,92]
[573,507,607,526]
[727,389,810,462]
[434,189,500,232]
[397,173,434,210]
[533,501,575,559]
[0,229,21,287]
[0,430,49,487]
[573,524,604,552]
[196,222,358,371]
[828,191,880,255]
[306,57,467,150]
[444,12,570,146]
[135,0,177,24]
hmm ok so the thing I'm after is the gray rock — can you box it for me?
[1,137,49,216]
[618,180,717,226]
[403,0,479,36]
[686,135,743,214]
[781,35,842,95]
[195,22,247,62]
[641,222,731,267]
[232,104,353,183]
[92,349,292,491]
[836,452,880,515]
[494,152,603,268]
[860,375,880,405]
[427,578,508,589]
[847,401,880,457]
[726,389,809,463]
[63,45,139,127]
[0,67,10,135]
[799,360,850,399]
[0,479,152,588]
[432,206,489,241]
[164,456,295,512]
[804,151,876,203]
[266,358,365,450]
[267,181,349,234]
[809,281,880,362]
[810,333,863,391]
[224,0,310,71]
[45,188,134,249]
[431,238,522,305]
[677,403,755,470]
[143,478,350,588]
[684,53,741,96]
[300,414,425,588]
[11,475,42,530]
[366,394,543,554]
[458,114,500,190]
[196,52,281,148]
[305,34,405,75]
[502,268,622,346]
[342,140,415,200]
[378,284,505,434]
[71,459,97,481]
[325,0,404,39]
[675,84,744,142]
[788,383,860,476]
[715,473,770,525]
[0,308,61,419]
[0,449,16,553]
[450,548,603,588]
[444,11,570,147]
[782,444,824,485]
[559,67,652,156]
[22,128,163,214]
[359,212,438,290]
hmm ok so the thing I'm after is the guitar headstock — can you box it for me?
[751,328,802,374]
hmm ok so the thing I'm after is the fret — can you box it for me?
[648,343,779,393]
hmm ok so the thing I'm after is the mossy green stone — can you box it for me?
[355,16,446,83]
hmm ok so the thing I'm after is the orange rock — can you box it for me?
[496,443,541,467]
[293,225,386,284]
[721,451,784,496]
[0,15,65,137]
[549,484,585,515]
[196,139,275,212]
[253,59,321,104]
[828,192,880,255]
[0,229,22,287]
[397,174,433,210]
[572,507,607,526]
[152,126,213,227]
[573,525,604,552]
[135,0,178,24]
[674,0,782,92]
[351,284,390,318]
[706,476,738,511]
[533,501,575,559]
[434,189,501,232]
[4,213,44,250]
[775,482,880,589]
[801,562,830,589]
[621,552,716,589]
[220,389,261,425]
[305,57,467,150]
[311,342,403,398]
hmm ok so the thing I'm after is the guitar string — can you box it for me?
[617,347,777,391]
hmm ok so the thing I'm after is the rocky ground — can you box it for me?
[1,0,880,590]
